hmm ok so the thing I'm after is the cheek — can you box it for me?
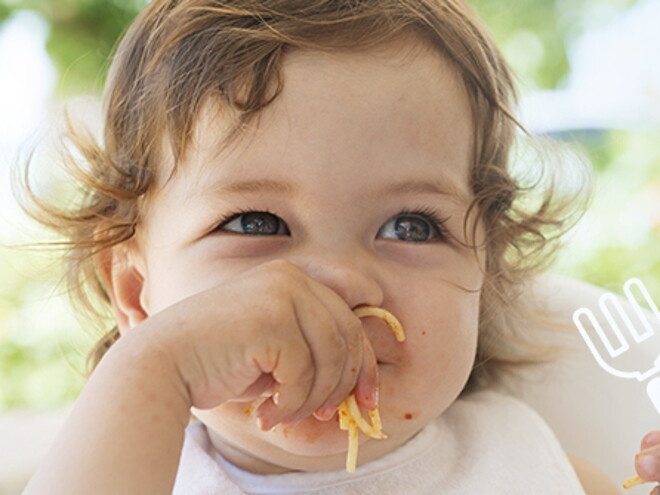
[384,287,479,411]
[412,311,477,387]
[428,294,479,375]
[142,250,256,314]
[402,276,480,349]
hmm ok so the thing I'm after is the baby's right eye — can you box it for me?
[216,210,290,236]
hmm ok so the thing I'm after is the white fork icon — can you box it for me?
[572,278,660,414]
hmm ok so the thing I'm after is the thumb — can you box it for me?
[234,373,276,402]
[642,431,660,451]
[636,444,660,482]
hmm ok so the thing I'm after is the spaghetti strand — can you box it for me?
[339,306,405,473]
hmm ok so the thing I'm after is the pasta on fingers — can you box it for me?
[339,306,406,473]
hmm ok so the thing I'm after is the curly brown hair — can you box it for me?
[16,0,591,392]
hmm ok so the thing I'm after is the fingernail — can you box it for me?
[362,386,378,409]
[257,416,269,431]
[643,444,660,456]
[637,454,660,480]
[643,432,660,450]
[314,405,337,421]
[257,412,276,431]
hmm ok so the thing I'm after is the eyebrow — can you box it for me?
[213,177,470,204]
[380,179,470,204]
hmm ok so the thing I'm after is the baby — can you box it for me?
[19,0,658,493]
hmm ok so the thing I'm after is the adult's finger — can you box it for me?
[642,431,660,451]
[636,446,660,482]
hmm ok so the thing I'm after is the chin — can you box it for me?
[262,416,403,472]
[262,415,351,456]
[196,403,429,473]
[196,403,351,459]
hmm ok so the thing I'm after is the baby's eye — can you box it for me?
[377,210,448,242]
[218,211,289,235]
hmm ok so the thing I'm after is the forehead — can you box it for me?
[156,36,474,201]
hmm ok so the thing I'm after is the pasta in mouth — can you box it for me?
[339,306,406,473]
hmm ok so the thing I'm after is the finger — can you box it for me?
[643,431,660,451]
[636,450,660,482]
[353,332,379,410]
[304,281,379,412]
[257,290,351,429]
[234,373,276,402]
[312,323,363,421]
[281,296,352,427]
[254,326,315,431]
[651,485,660,495]
[298,276,367,418]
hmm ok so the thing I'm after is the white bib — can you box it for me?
[173,390,585,494]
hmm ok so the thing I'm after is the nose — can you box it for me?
[289,249,385,310]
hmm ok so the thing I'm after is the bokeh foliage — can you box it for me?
[0,0,146,95]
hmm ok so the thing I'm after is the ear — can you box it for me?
[96,242,149,335]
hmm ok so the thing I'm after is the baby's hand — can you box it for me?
[148,259,378,430]
[633,431,660,494]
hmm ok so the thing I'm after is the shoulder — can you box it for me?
[568,455,620,495]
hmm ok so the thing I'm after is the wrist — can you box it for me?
[103,319,193,424]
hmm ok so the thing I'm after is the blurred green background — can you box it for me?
[0,0,658,411]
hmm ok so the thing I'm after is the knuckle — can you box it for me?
[265,270,296,291]
[265,259,304,280]
[256,261,308,297]
[255,295,291,330]
[324,324,345,353]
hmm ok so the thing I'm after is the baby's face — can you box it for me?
[135,37,484,472]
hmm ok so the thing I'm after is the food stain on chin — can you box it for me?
[404,413,414,420]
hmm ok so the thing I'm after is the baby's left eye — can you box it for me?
[377,211,448,242]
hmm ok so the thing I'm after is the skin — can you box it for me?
[22,35,651,493]
[634,431,660,495]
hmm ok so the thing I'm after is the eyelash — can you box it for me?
[397,206,451,240]
[213,206,450,240]
[214,207,280,231]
